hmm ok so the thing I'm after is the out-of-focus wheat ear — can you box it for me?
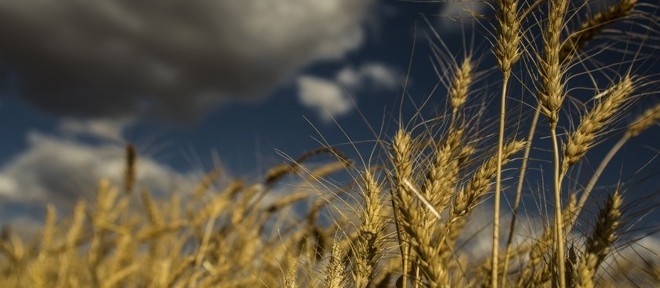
[285,256,299,288]
[305,160,351,182]
[140,188,163,227]
[566,244,577,288]
[264,146,349,186]
[102,264,139,288]
[89,179,118,281]
[516,194,577,286]
[563,75,635,169]
[156,259,171,288]
[325,243,346,288]
[0,227,23,266]
[193,168,222,199]
[124,143,137,194]
[574,191,623,288]
[32,205,56,288]
[164,256,194,287]
[494,0,522,78]
[41,204,57,257]
[352,169,384,288]
[56,201,86,287]
[572,103,658,230]
[560,0,638,62]
[626,103,660,137]
[449,58,473,114]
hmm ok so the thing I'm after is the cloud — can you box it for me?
[0,131,194,210]
[0,0,375,120]
[438,0,489,32]
[297,76,352,122]
[58,117,133,142]
[336,63,400,90]
[297,63,399,121]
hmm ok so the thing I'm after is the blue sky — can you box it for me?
[0,0,658,235]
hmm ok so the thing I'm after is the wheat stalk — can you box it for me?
[539,0,571,285]
[493,0,522,284]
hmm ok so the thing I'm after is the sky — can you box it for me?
[0,0,658,236]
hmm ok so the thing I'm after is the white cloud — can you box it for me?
[336,63,400,90]
[0,131,194,209]
[0,0,376,119]
[298,63,399,121]
[297,76,352,122]
[438,0,489,32]
[59,117,133,142]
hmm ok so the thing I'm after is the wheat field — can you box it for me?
[1,0,659,287]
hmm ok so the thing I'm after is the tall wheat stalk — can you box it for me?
[493,0,522,284]
[538,0,570,285]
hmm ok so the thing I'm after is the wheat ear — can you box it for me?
[563,75,635,169]
[422,128,470,215]
[391,129,448,287]
[352,169,384,288]
[449,57,473,117]
[569,102,656,231]
[445,140,526,252]
[559,0,638,62]
[503,0,635,279]
[325,243,346,288]
[56,201,86,288]
[123,143,137,194]
[390,129,414,288]
[574,191,622,288]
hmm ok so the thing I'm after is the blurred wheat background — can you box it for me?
[0,0,658,287]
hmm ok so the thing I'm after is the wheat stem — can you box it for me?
[493,0,522,283]
[492,78,508,288]
[550,123,567,288]
[501,104,541,287]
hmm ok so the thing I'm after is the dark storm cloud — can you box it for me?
[0,0,375,119]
